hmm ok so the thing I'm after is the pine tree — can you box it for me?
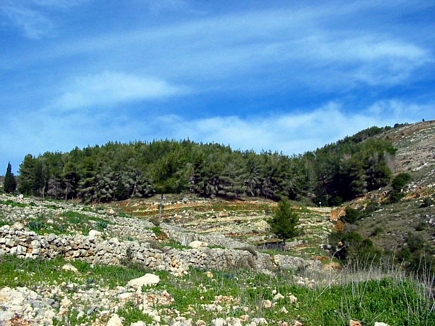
[4,162,17,194]
[267,198,300,246]
[18,154,36,195]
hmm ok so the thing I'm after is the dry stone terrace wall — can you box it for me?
[0,224,319,274]
[0,195,321,273]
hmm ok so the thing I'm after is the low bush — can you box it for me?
[342,207,362,224]
[421,197,434,208]
[388,173,412,203]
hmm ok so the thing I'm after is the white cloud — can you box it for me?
[38,5,430,91]
[2,1,434,175]
[1,4,53,39]
[1,98,432,175]
[52,71,189,111]
[367,100,432,122]
[148,100,432,155]
[0,0,89,39]
[5,1,432,94]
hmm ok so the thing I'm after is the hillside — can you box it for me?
[334,120,435,267]
[386,120,435,185]
[1,121,435,325]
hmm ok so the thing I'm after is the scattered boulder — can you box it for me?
[273,293,285,301]
[212,318,226,326]
[126,273,160,289]
[131,322,147,326]
[12,222,24,230]
[106,313,123,326]
[189,240,208,249]
[62,263,79,273]
[88,229,102,241]
[288,294,298,304]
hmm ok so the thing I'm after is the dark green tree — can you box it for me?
[12,125,397,204]
[267,198,300,246]
[3,162,17,193]
[18,154,37,195]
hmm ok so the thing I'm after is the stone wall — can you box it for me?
[0,224,320,274]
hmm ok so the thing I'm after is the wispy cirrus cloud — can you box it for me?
[1,4,54,39]
[1,1,434,174]
[25,4,430,93]
[0,0,89,39]
[4,1,432,94]
[146,100,432,155]
[51,71,189,111]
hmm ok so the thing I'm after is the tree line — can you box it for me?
[5,125,398,205]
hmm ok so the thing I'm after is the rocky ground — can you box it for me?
[381,120,435,184]
[2,121,435,326]
[0,194,335,326]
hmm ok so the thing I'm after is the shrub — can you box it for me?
[389,190,404,203]
[397,232,435,276]
[415,221,426,231]
[420,197,434,208]
[95,220,108,230]
[331,196,343,206]
[150,226,168,240]
[28,220,45,232]
[364,200,379,215]
[329,230,383,266]
[370,227,384,236]
[342,207,362,224]
[392,172,412,191]
[389,173,412,203]
[406,233,425,253]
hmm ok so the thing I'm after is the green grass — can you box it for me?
[150,226,166,238]
[0,254,434,325]
[24,210,112,235]
[0,199,27,208]
[157,266,435,325]
[116,301,154,324]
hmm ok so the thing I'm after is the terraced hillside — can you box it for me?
[113,195,333,260]
[1,121,435,325]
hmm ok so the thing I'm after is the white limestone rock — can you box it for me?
[189,240,208,249]
[107,313,123,326]
[127,273,160,289]
[131,322,147,326]
[89,229,103,241]
[62,263,79,273]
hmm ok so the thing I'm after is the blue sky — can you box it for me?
[1,0,434,174]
